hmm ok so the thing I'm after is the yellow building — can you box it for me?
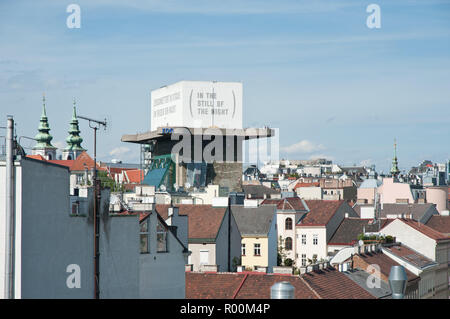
[231,205,277,272]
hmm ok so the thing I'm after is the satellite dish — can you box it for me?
[160,185,166,191]
[185,182,191,189]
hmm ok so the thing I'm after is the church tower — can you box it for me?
[390,138,400,177]
[62,99,86,160]
[32,94,57,160]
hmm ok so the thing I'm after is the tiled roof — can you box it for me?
[425,215,450,235]
[343,269,391,299]
[261,197,307,211]
[298,200,346,226]
[293,182,320,190]
[124,169,143,184]
[186,268,376,299]
[379,203,437,221]
[242,184,280,198]
[383,244,436,269]
[26,154,46,161]
[156,204,226,241]
[48,160,75,168]
[186,272,247,299]
[300,267,375,299]
[328,218,392,245]
[354,251,419,282]
[396,218,449,241]
[231,205,275,237]
[26,155,75,168]
[70,151,99,171]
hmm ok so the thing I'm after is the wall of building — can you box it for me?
[295,227,327,265]
[241,237,269,271]
[18,159,95,298]
[382,220,437,260]
[426,187,448,213]
[214,209,241,272]
[379,178,414,204]
[139,212,187,299]
[357,187,376,204]
[267,215,278,272]
[276,212,296,261]
[188,243,216,272]
[296,187,322,200]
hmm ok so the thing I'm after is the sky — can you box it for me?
[0,0,449,173]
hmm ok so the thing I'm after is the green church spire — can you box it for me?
[33,94,56,150]
[390,138,400,176]
[65,98,85,152]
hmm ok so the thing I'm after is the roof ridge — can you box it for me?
[232,273,248,299]
[299,275,322,299]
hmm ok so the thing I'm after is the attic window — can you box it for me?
[140,219,149,254]
[157,220,168,253]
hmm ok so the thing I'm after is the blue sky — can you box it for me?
[1,0,449,173]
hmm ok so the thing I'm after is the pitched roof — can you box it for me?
[298,200,345,226]
[156,204,226,241]
[343,269,391,299]
[395,218,450,241]
[124,169,144,184]
[186,268,376,299]
[379,203,437,221]
[26,155,75,168]
[293,182,320,190]
[186,272,247,299]
[231,205,275,237]
[328,218,392,245]
[242,184,280,198]
[261,197,307,211]
[300,267,375,299]
[70,151,99,171]
[354,251,419,282]
[26,154,46,161]
[383,244,436,269]
[425,215,450,235]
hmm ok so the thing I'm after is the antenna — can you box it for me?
[76,113,107,300]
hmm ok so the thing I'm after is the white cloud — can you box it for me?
[53,141,65,150]
[309,154,334,161]
[359,159,373,167]
[281,140,325,154]
[109,147,130,157]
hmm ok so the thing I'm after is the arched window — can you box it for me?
[285,237,293,251]
[285,218,292,230]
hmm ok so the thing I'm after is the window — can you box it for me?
[313,234,318,245]
[157,220,168,252]
[71,202,79,215]
[140,219,149,254]
[302,234,306,245]
[285,237,293,251]
[200,250,209,265]
[254,243,261,256]
[301,254,306,266]
[285,218,292,230]
[241,243,246,256]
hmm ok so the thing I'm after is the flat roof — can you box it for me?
[121,126,275,144]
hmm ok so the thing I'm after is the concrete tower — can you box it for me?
[62,99,86,160]
[32,94,57,160]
